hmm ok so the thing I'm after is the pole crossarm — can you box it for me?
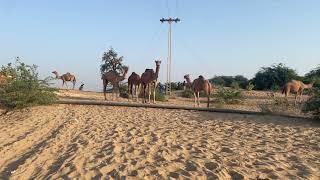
[160,18,181,23]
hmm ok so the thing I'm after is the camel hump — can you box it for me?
[145,69,154,72]
[198,75,205,79]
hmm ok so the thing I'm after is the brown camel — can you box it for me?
[128,72,141,101]
[184,74,212,108]
[102,66,129,100]
[52,71,77,89]
[141,60,161,103]
[282,80,314,105]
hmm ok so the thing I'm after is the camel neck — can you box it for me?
[155,65,160,79]
[54,73,60,79]
[185,77,192,85]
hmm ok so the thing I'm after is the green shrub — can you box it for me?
[303,89,320,120]
[0,61,58,110]
[118,83,129,98]
[155,89,167,102]
[259,92,290,113]
[181,89,194,98]
[230,82,240,89]
[246,82,255,91]
[215,87,243,104]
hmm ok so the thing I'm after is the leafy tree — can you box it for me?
[209,75,248,89]
[252,63,299,90]
[0,60,57,110]
[100,47,124,74]
[305,65,320,88]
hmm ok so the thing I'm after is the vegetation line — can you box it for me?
[58,99,307,119]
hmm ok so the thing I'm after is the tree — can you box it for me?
[209,75,248,89]
[100,47,124,74]
[252,63,299,90]
[305,65,320,88]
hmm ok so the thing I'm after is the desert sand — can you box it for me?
[0,102,319,179]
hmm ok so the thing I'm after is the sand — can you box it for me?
[0,104,319,179]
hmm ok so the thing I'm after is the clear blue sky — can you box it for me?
[0,0,319,91]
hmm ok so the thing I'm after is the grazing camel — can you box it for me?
[141,60,161,103]
[184,74,212,108]
[282,80,314,105]
[52,71,77,89]
[128,72,141,101]
[102,66,129,100]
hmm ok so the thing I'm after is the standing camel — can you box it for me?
[184,74,212,108]
[128,72,141,101]
[52,71,77,89]
[102,66,129,100]
[141,60,161,103]
[282,80,314,105]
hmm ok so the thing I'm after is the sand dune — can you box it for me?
[0,104,319,179]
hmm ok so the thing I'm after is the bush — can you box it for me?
[0,61,58,110]
[230,82,240,89]
[259,92,290,113]
[155,89,167,102]
[118,83,129,98]
[252,63,300,90]
[181,89,194,98]
[215,87,244,104]
[303,89,320,120]
[209,75,248,89]
[246,82,255,91]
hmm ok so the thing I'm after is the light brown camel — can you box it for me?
[102,66,129,100]
[184,74,212,108]
[52,71,77,89]
[141,60,161,103]
[128,72,141,101]
[282,80,314,105]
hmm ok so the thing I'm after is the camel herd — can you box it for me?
[49,61,315,107]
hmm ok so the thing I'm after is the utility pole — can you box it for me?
[160,17,180,95]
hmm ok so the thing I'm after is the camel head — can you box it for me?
[155,60,161,66]
[184,74,190,80]
[122,66,129,78]
[52,71,60,79]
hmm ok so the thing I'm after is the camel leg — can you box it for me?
[143,84,146,103]
[193,92,197,107]
[153,83,156,104]
[207,95,210,108]
[148,84,151,103]
[197,92,200,107]
[135,85,138,102]
[73,80,76,90]
[103,80,108,100]
[294,93,298,106]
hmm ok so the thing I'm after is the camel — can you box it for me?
[128,72,141,101]
[141,60,161,103]
[102,66,129,100]
[52,71,77,89]
[282,80,314,105]
[184,74,212,108]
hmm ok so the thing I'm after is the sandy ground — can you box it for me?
[0,104,319,179]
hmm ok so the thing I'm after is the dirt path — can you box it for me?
[0,105,319,179]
